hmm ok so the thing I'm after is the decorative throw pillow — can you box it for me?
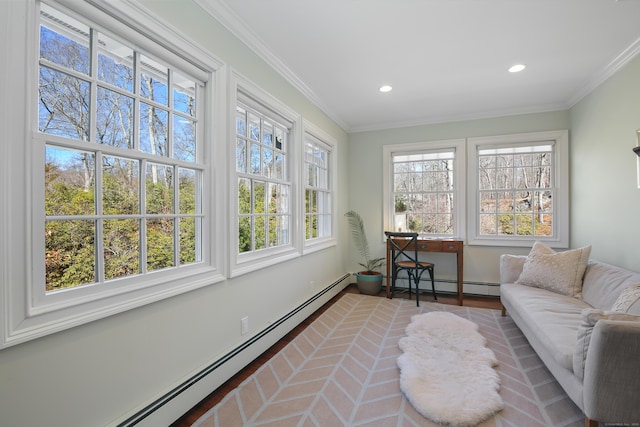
[516,241,591,297]
[573,309,640,379]
[611,284,640,315]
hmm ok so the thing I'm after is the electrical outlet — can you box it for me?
[241,317,249,335]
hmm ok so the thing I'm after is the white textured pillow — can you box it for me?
[611,284,640,315]
[573,309,640,379]
[516,241,591,297]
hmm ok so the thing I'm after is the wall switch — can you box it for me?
[241,316,249,335]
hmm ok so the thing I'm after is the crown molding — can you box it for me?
[193,0,349,131]
[568,35,640,107]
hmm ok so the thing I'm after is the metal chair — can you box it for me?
[385,231,436,306]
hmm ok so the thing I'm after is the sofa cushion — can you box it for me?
[516,241,591,297]
[582,261,640,310]
[611,284,640,315]
[501,283,590,370]
[573,309,640,379]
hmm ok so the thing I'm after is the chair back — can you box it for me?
[385,231,419,265]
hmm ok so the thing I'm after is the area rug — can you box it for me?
[397,312,503,426]
[193,293,585,426]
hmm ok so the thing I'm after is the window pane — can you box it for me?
[248,113,260,141]
[253,181,265,214]
[146,163,174,214]
[250,143,260,174]
[45,146,95,216]
[104,218,140,280]
[274,152,284,180]
[96,87,134,147]
[238,178,251,214]
[238,217,251,253]
[263,147,274,178]
[45,220,95,291]
[179,168,196,214]
[173,72,196,116]
[40,5,90,75]
[146,218,174,271]
[173,114,195,162]
[140,103,168,156]
[236,108,247,136]
[268,215,277,247]
[268,183,279,214]
[263,121,273,146]
[102,156,139,215]
[236,138,247,173]
[140,55,168,105]
[180,217,198,265]
[254,216,265,250]
[97,32,134,92]
[39,67,90,139]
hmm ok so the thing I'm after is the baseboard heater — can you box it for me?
[118,273,351,427]
[388,278,501,298]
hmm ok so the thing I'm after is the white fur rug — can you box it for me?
[397,311,504,426]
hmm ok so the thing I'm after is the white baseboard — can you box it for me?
[113,273,351,427]
[392,278,501,297]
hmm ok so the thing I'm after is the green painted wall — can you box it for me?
[347,111,571,284]
[570,54,640,268]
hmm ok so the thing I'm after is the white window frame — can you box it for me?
[229,70,302,277]
[467,130,569,248]
[382,139,466,241]
[302,119,337,253]
[0,0,225,349]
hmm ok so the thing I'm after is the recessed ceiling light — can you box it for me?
[508,64,526,73]
[379,85,393,93]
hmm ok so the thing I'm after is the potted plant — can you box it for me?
[344,210,385,295]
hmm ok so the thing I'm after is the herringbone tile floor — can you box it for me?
[186,293,584,426]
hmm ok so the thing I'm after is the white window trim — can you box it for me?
[382,139,466,242]
[228,70,302,278]
[467,130,569,248]
[301,119,337,254]
[0,0,225,349]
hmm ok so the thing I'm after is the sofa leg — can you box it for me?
[501,304,506,317]
[585,417,598,427]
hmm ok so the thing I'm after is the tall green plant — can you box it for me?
[344,210,385,273]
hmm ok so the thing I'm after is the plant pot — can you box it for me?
[355,271,383,295]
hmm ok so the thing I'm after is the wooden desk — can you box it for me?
[385,238,464,305]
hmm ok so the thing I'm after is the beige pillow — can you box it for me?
[516,241,591,297]
[611,284,640,315]
[573,309,640,379]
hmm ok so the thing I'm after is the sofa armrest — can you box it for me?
[499,254,527,284]
[583,319,640,423]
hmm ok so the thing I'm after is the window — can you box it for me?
[1,0,223,348]
[231,74,300,276]
[383,139,465,239]
[40,4,204,291]
[303,120,336,252]
[468,130,569,247]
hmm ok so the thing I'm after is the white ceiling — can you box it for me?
[199,0,640,132]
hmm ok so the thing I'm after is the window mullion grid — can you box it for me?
[133,52,141,151]
[140,158,148,274]
[167,69,174,159]
[88,27,98,144]
[95,150,105,283]
[173,164,179,267]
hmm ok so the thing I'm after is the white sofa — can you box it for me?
[500,247,640,427]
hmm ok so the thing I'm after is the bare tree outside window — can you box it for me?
[392,151,455,236]
[477,145,553,237]
[39,4,202,292]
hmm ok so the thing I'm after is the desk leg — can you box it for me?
[457,249,464,306]
[385,247,390,298]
